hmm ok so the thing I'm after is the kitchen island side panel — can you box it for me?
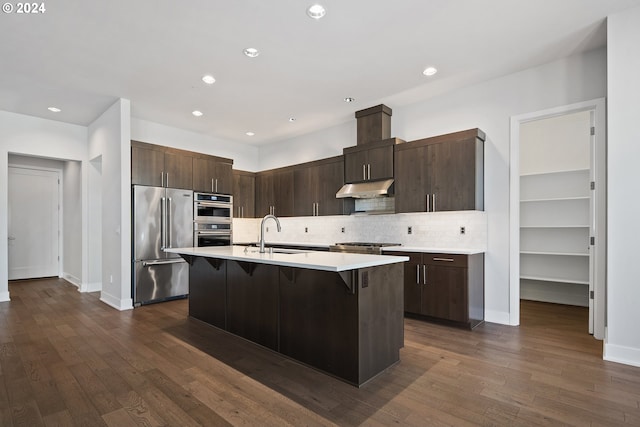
[357,264,404,384]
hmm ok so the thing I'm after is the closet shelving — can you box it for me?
[520,169,590,306]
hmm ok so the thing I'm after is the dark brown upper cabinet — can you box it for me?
[232,170,256,218]
[293,156,345,216]
[344,138,402,183]
[255,168,294,217]
[394,129,484,212]
[193,157,233,194]
[131,141,193,190]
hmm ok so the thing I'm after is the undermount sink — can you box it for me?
[242,246,308,255]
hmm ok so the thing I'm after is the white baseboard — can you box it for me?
[63,272,81,288]
[604,342,640,368]
[0,291,10,302]
[485,309,513,325]
[100,291,134,311]
[80,281,102,293]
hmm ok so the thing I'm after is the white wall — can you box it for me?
[606,6,640,367]
[256,47,607,325]
[88,99,132,310]
[258,121,355,171]
[131,118,260,172]
[0,111,87,301]
[520,111,591,175]
[63,160,83,285]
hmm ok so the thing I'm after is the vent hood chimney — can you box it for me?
[355,104,392,145]
[336,104,398,199]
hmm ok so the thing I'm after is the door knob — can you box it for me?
[8,236,16,241]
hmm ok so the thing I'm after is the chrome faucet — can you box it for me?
[259,214,281,253]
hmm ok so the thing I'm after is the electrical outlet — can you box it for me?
[266,226,269,232]
[341,227,345,233]
[109,275,113,283]
[407,226,412,235]
[305,227,308,233]
[460,226,466,235]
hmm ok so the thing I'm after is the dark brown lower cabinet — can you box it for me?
[279,268,359,383]
[188,256,227,329]
[226,261,279,351]
[398,251,484,329]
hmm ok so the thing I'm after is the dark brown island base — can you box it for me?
[167,246,408,387]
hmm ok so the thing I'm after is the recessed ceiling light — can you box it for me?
[288,117,296,122]
[48,107,61,112]
[343,97,355,103]
[423,66,438,76]
[192,110,203,117]
[243,48,259,58]
[202,75,216,84]
[246,131,255,136]
[307,4,326,19]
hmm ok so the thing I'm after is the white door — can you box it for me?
[8,166,60,280]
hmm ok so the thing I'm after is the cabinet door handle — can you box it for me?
[367,164,371,180]
[165,173,169,188]
[433,257,454,262]
[426,194,430,212]
[215,178,218,193]
[161,172,165,187]
[362,164,366,180]
[423,264,427,285]
[241,206,244,218]
[416,265,420,284]
[433,193,436,211]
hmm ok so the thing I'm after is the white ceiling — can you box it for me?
[2,0,639,146]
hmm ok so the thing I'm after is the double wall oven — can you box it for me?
[193,192,232,247]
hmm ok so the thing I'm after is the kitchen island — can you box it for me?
[165,246,408,386]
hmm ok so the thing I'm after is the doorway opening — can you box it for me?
[7,154,84,288]
[509,99,606,339]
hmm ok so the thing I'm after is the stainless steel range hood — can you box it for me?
[335,179,394,199]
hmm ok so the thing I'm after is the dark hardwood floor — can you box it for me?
[1,278,639,426]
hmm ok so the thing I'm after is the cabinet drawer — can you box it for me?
[423,253,467,268]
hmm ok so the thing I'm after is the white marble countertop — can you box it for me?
[165,246,409,272]
[234,241,485,255]
[381,246,485,255]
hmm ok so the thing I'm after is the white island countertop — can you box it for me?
[165,246,409,272]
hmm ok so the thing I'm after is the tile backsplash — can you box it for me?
[233,210,487,250]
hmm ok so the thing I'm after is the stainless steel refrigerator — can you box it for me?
[132,185,193,305]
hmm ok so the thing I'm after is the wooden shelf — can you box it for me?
[520,168,590,306]
[520,275,589,285]
[520,251,588,257]
[521,196,589,203]
[520,225,589,229]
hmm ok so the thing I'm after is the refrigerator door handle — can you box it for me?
[160,197,166,250]
[143,259,185,267]
[167,197,173,248]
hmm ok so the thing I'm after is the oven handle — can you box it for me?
[195,230,232,236]
[195,201,232,208]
